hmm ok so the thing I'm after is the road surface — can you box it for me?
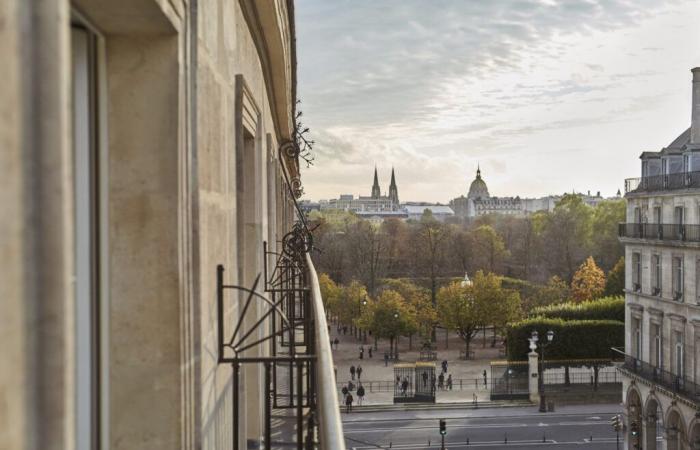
[342,404,622,449]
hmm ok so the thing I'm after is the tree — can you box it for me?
[358,289,417,357]
[318,273,341,317]
[382,279,436,343]
[604,257,625,297]
[540,194,593,282]
[411,213,453,308]
[571,256,606,302]
[337,280,368,329]
[591,200,626,271]
[470,225,508,274]
[344,220,387,295]
[437,271,520,354]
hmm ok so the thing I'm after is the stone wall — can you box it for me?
[0,1,297,449]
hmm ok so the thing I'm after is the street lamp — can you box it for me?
[532,330,554,412]
[357,296,368,342]
[393,312,400,360]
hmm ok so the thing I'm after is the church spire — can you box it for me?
[476,163,481,179]
[389,167,399,206]
[371,166,381,199]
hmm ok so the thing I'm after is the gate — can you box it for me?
[490,360,529,400]
[393,362,436,403]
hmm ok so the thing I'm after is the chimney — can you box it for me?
[692,67,700,144]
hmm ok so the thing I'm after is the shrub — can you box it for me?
[529,296,624,322]
[506,318,623,361]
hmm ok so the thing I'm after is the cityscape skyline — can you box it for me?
[296,0,700,202]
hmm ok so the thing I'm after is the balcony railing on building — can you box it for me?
[614,349,700,404]
[618,222,700,243]
[625,170,700,194]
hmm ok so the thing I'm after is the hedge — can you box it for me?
[506,318,624,361]
[529,296,624,322]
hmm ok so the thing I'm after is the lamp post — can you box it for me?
[393,312,400,360]
[531,330,554,413]
[357,296,368,342]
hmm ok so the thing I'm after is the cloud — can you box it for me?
[295,0,698,201]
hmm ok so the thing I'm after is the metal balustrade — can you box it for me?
[614,349,700,404]
[625,170,700,194]
[618,222,700,243]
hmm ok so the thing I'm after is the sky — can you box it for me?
[295,0,700,203]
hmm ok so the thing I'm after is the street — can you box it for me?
[342,404,622,449]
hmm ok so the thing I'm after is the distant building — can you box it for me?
[321,167,400,212]
[404,204,455,222]
[451,166,620,219]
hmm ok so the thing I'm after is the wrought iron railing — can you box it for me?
[614,349,700,404]
[625,170,700,194]
[215,138,344,450]
[619,222,700,243]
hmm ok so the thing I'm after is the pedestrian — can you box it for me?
[401,378,409,396]
[384,352,389,367]
[357,384,365,406]
[482,370,487,387]
[431,374,436,392]
[350,365,356,380]
[447,374,453,390]
[334,338,339,350]
[359,347,364,360]
[422,371,428,388]
[334,366,337,381]
[348,381,355,391]
[441,360,448,374]
[368,347,373,358]
[396,375,401,386]
[343,326,348,335]
[330,337,333,348]
[345,392,354,413]
[438,373,445,390]
[341,385,348,401]
[357,365,363,380]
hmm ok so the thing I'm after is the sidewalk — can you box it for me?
[330,324,500,406]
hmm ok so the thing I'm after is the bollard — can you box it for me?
[505,432,507,444]
[590,433,593,441]
[467,437,470,445]
[542,432,546,443]
[389,443,392,448]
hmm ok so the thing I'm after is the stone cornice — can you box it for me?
[668,313,687,323]
[618,367,698,410]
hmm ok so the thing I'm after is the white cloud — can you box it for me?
[296,0,700,202]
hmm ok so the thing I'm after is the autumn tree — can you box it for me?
[437,271,521,354]
[318,273,341,318]
[571,256,606,302]
[336,280,368,330]
[358,289,417,357]
[382,279,437,345]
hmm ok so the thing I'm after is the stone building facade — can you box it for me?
[0,1,338,450]
[618,67,700,450]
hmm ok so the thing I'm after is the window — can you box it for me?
[633,318,642,359]
[651,254,661,296]
[672,256,684,301]
[674,331,684,377]
[71,21,103,450]
[652,324,662,368]
[653,206,661,224]
[684,154,691,173]
[632,252,641,292]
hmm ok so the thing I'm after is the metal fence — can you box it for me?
[337,378,491,393]
[619,222,700,243]
[615,349,700,402]
[625,170,700,194]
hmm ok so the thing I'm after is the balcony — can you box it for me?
[625,170,700,194]
[618,222,700,243]
[614,349,700,404]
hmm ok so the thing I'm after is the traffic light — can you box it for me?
[610,415,621,432]
[439,419,447,436]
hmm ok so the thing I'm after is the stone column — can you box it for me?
[528,351,540,404]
